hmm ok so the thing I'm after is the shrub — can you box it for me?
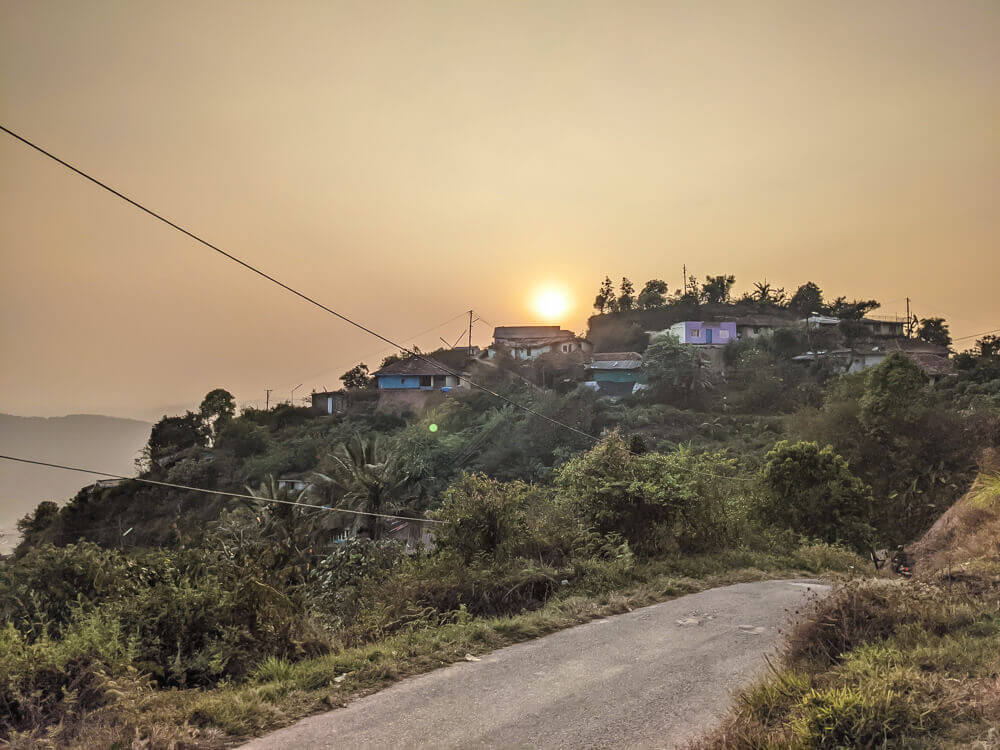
[760,441,875,551]
[556,434,747,554]
[433,474,530,562]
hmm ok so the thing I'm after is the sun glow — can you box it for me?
[534,288,570,321]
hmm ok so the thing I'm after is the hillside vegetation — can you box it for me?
[693,465,1000,749]
[2,310,999,747]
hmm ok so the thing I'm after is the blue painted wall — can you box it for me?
[378,375,422,390]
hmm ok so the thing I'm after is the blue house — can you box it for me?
[585,352,645,397]
[373,357,463,391]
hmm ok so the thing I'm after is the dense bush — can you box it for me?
[760,441,874,551]
[555,433,747,554]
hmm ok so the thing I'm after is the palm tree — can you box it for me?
[315,435,421,540]
[242,475,333,585]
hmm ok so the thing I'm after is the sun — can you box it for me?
[534,289,570,321]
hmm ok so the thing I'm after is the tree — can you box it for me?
[643,333,713,406]
[859,353,929,440]
[199,388,236,438]
[315,435,421,539]
[828,297,880,320]
[760,441,874,550]
[340,363,373,390]
[146,411,207,467]
[16,500,59,537]
[700,274,736,304]
[916,317,952,349]
[637,279,668,310]
[788,282,824,317]
[617,277,636,312]
[594,276,617,314]
[751,281,786,307]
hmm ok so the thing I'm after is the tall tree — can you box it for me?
[199,388,236,438]
[594,276,617,314]
[751,281,786,307]
[315,435,421,539]
[788,282,825,316]
[700,274,735,304]
[618,277,636,312]
[916,317,952,348]
[637,279,668,309]
[340,363,373,390]
[828,297,880,320]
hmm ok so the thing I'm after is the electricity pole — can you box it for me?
[468,309,474,356]
[905,297,912,337]
[265,389,273,410]
[682,265,687,295]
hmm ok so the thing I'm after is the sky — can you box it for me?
[1,0,998,421]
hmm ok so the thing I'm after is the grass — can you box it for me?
[4,545,861,749]
[691,474,1000,750]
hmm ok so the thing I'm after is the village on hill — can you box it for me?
[310,276,956,415]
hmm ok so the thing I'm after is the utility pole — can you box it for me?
[468,309,474,356]
[265,389,273,410]
[682,265,687,295]
[905,297,912,337]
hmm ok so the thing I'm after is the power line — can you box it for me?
[0,124,597,445]
[953,328,1000,342]
[0,454,443,524]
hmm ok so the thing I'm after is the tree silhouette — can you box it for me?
[618,277,636,312]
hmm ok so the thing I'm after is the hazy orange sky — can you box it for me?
[2,1,998,420]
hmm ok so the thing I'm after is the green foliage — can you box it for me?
[617,277,636,312]
[199,388,236,431]
[637,279,668,309]
[788,281,824,317]
[859,353,929,436]
[917,317,951,348]
[145,411,206,466]
[433,474,529,562]
[315,434,422,539]
[15,500,58,537]
[760,441,875,550]
[216,418,272,458]
[555,433,745,554]
[340,363,373,390]
[700,274,736,304]
[643,332,713,407]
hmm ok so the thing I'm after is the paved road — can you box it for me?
[242,579,828,750]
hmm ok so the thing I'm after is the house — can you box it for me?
[488,326,592,360]
[792,340,954,382]
[668,321,738,345]
[276,474,313,494]
[585,352,645,397]
[734,314,796,340]
[385,518,436,549]
[372,356,467,411]
[860,317,907,338]
[311,390,348,415]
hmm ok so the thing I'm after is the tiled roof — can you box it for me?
[373,357,455,377]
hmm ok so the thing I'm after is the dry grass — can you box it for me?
[6,555,855,749]
[690,471,1000,750]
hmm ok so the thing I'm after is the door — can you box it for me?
[706,328,712,343]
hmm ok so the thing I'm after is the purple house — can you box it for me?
[668,321,737,345]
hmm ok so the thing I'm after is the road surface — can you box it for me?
[241,579,828,749]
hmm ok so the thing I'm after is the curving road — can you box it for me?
[241,579,828,750]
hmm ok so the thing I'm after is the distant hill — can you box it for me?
[0,414,152,537]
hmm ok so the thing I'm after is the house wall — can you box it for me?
[736,324,775,340]
[488,339,591,360]
[669,321,737,345]
[378,375,422,389]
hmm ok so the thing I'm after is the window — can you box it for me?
[719,329,729,340]
[433,375,447,387]
[419,376,432,387]
[562,344,569,352]
[692,329,701,337]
